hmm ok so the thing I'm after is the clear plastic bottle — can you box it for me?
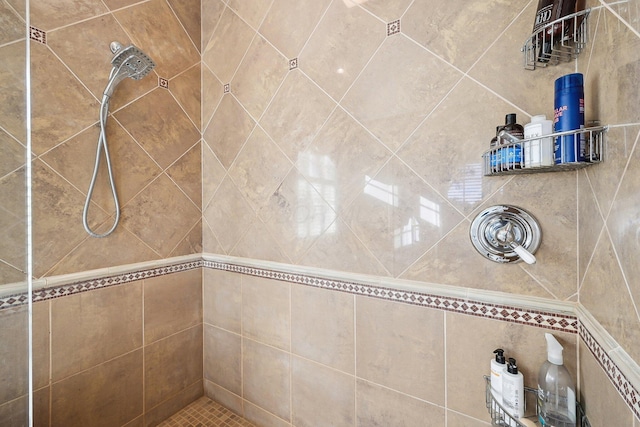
[537,333,576,427]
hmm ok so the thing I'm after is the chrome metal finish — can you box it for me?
[522,9,590,70]
[470,205,541,264]
[82,42,156,238]
[109,41,123,54]
[482,125,606,176]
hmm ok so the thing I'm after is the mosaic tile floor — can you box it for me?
[157,396,256,427]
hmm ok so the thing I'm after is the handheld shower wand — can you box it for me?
[82,41,156,238]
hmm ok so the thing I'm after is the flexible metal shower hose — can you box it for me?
[82,67,121,238]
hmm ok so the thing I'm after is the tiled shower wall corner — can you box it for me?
[201,0,640,424]
[0,0,638,425]
[0,268,203,426]
[202,266,640,426]
[0,0,203,282]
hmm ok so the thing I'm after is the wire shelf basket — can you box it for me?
[484,376,590,427]
[485,375,538,426]
[482,125,606,176]
[522,9,591,70]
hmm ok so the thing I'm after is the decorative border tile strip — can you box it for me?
[203,260,578,334]
[33,261,203,303]
[579,323,640,420]
[1,259,577,335]
[0,293,30,310]
[2,258,637,419]
[0,261,203,310]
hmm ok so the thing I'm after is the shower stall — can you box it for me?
[3,0,640,426]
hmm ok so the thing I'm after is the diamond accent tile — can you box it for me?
[159,77,169,89]
[289,58,298,70]
[224,83,230,93]
[30,26,46,44]
[387,19,400,36]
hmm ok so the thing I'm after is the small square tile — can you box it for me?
[30,26,47,44]
[224,83,230,93]
[387,19,400,36]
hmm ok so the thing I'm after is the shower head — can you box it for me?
[103,41,156,99]
[110,42,156,80]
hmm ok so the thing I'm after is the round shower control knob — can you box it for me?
[469,205,541,264]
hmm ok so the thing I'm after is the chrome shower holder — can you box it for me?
[470,205,541,265]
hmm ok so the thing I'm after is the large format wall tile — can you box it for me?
[120,174,201,257]
[298,0,385,101]
[292,357,355,427]
[144,268,203,345]
[114,88,200,170]
[259,0,332,59]
[242,275,290,351]
[114,0,200,80]
[51,282,143,381]
[203,269,242,333]
[203,325,242,396]
[356,379,445,426]
[145,325,203,410]
[291,283,355,373]
[30,42,99,156]
[341,34,462,151]
[203,7,255,83]
[356,295,445,405]
[242,339,291,422]
[51,350,143,427]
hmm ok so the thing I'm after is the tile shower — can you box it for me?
[0,0,639,426]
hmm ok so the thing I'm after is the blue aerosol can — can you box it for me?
[554,73,585,163]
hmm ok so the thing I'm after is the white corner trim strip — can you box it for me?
[577,304,640,420]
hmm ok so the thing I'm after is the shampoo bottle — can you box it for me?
[524,115,554,168]
[532,0,555,61]
[500,114,524,170]
[537,334,576,427]
[502,358,525,426]
[490,349,506,407]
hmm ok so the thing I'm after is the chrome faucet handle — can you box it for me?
[495,222,537,265]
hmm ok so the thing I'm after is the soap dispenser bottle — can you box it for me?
[502,357,525,426]
[537,333,576,427]
[490,348,506,402]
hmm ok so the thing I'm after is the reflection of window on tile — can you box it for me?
[297,153,337,237]
[364,175,398,207]
[394,217,420,249]
[419,196,441,227]
[447,163,483,206]
[342,0,369,8]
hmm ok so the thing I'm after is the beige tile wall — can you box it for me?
[203,270,583,426]
[0,268,203,427]
[1,0,638,425]
[201,0,640,425]
[0,0,203,281]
